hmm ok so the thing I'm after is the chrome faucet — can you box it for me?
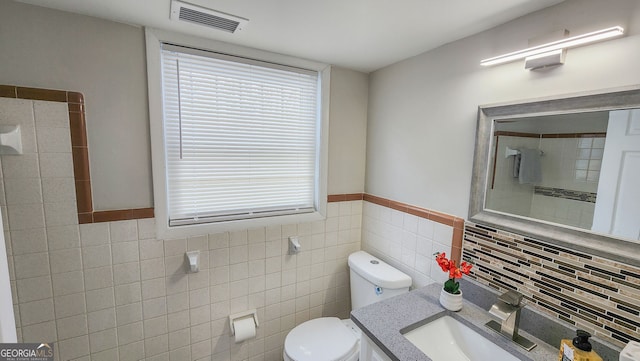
[485,290,536,351]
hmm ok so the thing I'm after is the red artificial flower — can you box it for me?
[447,260,461,279]
[449,266,462,279]
[435,252,450,272]
[435,252,473,294]
[460,261,473,275]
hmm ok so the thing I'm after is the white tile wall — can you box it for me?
[487,135,599,229]
[527,137,599,229]
[7,210,361,361]
[1,97,364,360]
[485,136,539,217]
[529,194,595,229]
[361,201,453,288]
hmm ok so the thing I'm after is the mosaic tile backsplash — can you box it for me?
[534,186,597,203]
[463,222,640,348]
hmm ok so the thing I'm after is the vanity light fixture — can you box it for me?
[480,26,624,67]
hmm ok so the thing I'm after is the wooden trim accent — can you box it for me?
[69,111,88,147]
[1,85,152,224]
[362,194,390,207]
[490,135,499,189]
[330,192,464,228]
[428,210,455,227]
[344,193,364,201]
[577,133,606,138]
[0,85,16,98]
[93,208,154,223]
[542,132,606,138]
[74,180,93,213]
[406,205,430,219]
[494,130,607,139]
[327,193,364,202]
[66,92,94,223]
[67,91,84,104]
[332,193,464,238]
[68,104,92,216]
[388,200,408,212]
[494,131,540,138]
[452,218,465,264]
[78,213,94,224]
[362,194,462,226]
[132,208,155,219]
[16,86,68,102]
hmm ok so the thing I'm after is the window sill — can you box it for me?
[155,209,327,240]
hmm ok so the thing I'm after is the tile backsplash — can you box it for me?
[464,222,640,348]
[1,96,361,360]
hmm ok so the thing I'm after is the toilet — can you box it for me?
[283,250,412,361]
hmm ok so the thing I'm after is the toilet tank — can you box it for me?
[348,251,412,310]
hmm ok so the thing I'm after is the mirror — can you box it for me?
[487,112,608,231]
[469,87,640,267]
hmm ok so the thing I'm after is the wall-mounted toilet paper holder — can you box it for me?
[229,309,259,336]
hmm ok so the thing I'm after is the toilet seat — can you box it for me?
[284,317,359,361]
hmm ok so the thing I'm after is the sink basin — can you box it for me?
[403,316,520,361]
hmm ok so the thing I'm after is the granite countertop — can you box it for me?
[351,283,558,361]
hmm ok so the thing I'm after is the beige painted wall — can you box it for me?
[0,0,369,210]
[328,67,368,195]
[0,0,151,210]
[366,0,640,218]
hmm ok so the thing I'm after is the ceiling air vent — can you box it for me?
[170,0,248,33]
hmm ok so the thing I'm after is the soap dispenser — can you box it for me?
[558,330,602,361]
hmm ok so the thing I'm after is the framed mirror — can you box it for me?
[469,87,640,267]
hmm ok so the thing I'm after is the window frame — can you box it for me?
[145,28,330,239]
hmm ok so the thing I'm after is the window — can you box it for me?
[575,136,605,182]
[148,37,328,234]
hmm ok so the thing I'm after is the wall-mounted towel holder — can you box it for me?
[0,125,23,155]
[505,146,519,158]
[186,251,199,273]
[505,146,544,158]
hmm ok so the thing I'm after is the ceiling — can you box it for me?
[15,0,564,72]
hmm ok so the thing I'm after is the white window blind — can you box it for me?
[161,44,320,226]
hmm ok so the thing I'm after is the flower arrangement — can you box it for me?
[434,252,472,295]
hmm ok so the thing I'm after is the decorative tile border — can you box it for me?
[494,131,607,138]
[0,84,153,223]
[350,193,464,263]
[327,193,364,202]
[463,221,640,348]
[534,186,597,203]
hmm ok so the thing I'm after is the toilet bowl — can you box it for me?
[283,318,360,361]
[283,251,412,361]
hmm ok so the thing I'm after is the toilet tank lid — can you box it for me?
[348,251,412,289]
